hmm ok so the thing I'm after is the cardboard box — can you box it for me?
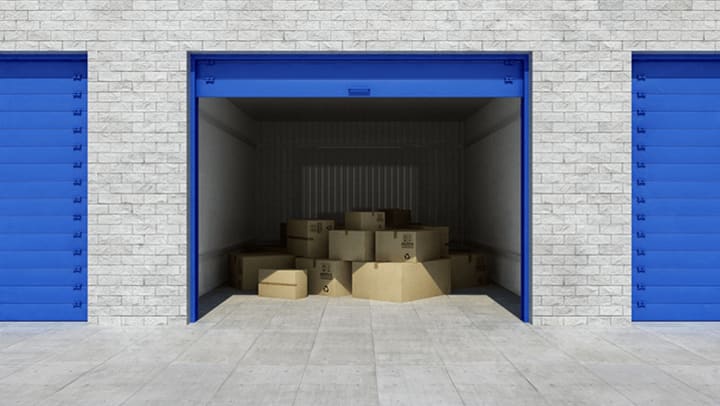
[351,258,451,302]
[229,252,296,291]
[286,219,335,258]
[287,219,335,238]
[309,259,351,297]
[258,269,308,299]
[375,230,443,262]
[450,252,488,290]
[328,230,374,261]
[413,225,450,255]
[382,208,411,228]
[345,211,385,231]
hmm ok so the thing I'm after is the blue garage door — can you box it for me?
[633,55,720,321]
[0,54,87,321]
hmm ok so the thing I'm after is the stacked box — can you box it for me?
[286,219,335,258]
[258,269,308,299]
[229,252,295,291]
[375,230,443,262]
[345,211,385,231]
[351,258,451,302]
[328,230,374,261]
[450,252,488,290]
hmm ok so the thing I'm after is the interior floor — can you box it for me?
[199,284,521,321]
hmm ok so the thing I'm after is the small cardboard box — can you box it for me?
[229,252,296,291]
[258,269,308,299]
[345,211,385,231]
[450,252,488,290]
[309,259,351,297]
[286,219,335,258]
[382,209,411,228]
[413,225,450,255]
[328,230,374,261]
[351,258,451,302]
[287,219,335,258]
[287,219,335,238]
[375,230,443,262]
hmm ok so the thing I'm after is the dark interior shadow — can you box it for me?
[452,283,522,320]
[198,285,254,319]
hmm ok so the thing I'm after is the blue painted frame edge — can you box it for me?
[0,52,87,61]
[521,55,532,323]
[633,52,720,62]
[188,53,199,323]
[187,52,532,323]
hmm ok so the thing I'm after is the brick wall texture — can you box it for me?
[2,0,716,326]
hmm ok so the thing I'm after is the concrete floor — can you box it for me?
[1,287,720,406]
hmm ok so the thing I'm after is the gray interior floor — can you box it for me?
[1,293,720,405]
[199,283,523,321]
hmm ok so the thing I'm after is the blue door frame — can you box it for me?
[188,53,532,323]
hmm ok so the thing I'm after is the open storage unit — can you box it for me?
[189,54,531,322]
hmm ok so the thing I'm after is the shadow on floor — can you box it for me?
[199,283,522,321]
[451,283,522,320]
[198,286,250,319]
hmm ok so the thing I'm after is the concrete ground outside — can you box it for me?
[1,287,719,405]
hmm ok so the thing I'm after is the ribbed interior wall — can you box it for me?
[254,121,465,242]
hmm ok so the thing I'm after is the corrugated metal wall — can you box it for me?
[255,121,465,242]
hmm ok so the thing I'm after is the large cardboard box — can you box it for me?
[328,230,374,261]
[351,258,451,302]
[258,269,308,299]
[286,219,335,258]
[309,259,351,297]
[229,252,296,291]
[450,252,488,290]
[375,230,443,262]
[382,208,411,228]
[345,211,385,231]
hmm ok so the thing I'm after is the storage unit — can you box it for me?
[632,55,720,321]
[189,54,530,322]
[0,54,88,321]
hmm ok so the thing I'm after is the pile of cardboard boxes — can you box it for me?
[229,209,489,303]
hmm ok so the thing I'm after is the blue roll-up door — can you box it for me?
[633,55,720,321]
[0,54,87,321]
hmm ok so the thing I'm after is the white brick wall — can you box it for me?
[2,0,719,326]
